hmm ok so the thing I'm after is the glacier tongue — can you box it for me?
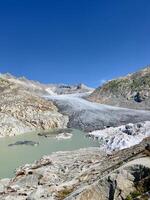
[44,93,150,132]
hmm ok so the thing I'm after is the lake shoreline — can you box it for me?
[0,129,99,179]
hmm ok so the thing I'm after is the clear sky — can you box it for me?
[0,0,150,87]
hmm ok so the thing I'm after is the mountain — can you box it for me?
[1,73,93,95]
[0,75,68,137]
[1,72,150,136]
[0,70,150,199]
[0,73,94,136]
[87,66,150,110]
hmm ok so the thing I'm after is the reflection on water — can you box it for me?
[0,129,99,178]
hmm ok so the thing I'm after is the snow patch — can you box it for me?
[45,88,56,95]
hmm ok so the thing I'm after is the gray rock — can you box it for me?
[8,141,39,147]
[0,76,69,137]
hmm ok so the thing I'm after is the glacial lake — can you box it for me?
[0,129,99,178]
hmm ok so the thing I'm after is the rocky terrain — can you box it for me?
[0,136,149,200]
[0,76,68,137]
[87,66,150,110]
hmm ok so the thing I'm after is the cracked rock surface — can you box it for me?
[0,77,68,137]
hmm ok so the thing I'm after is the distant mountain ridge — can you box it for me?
[0,73,93,95]
[87,66,150,110]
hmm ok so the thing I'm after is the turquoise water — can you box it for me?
[0,130,99,178]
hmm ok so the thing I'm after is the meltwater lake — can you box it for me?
[0,129,99,178]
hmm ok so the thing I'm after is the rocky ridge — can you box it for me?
[87,66,150,110]
[0,76,68,137]
[1,73,93,96]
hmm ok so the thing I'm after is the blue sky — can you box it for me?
[0,0,150,87]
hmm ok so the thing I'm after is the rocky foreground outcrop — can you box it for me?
[0,77,68,137]
[87,66,150,110]
[0,137,149,200]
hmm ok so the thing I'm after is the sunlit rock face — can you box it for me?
[87,66,150,110]
[69,157,150,200]
[0,76,68,137]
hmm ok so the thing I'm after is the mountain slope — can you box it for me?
[87,66,150,110]
[0,76,68,137]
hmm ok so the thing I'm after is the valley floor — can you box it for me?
[0,93,150,199]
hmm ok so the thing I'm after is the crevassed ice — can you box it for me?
[89,121,150,152]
